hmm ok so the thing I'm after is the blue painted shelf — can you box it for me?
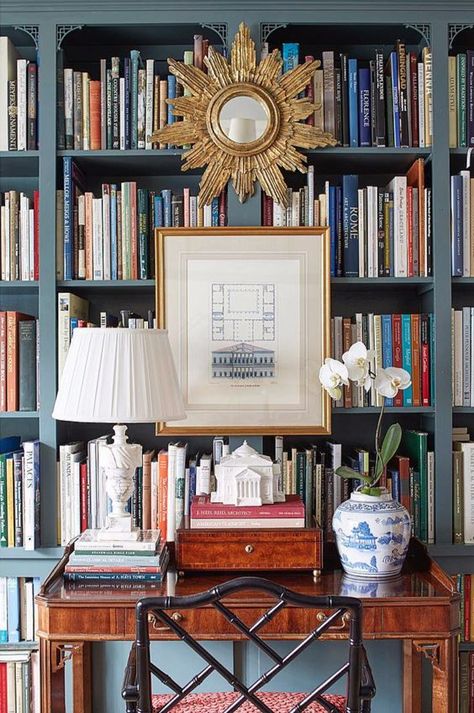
[0,411,39,419]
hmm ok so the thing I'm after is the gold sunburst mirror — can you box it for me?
[151,23,337,207]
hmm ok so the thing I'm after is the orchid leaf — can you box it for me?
[336,466,371,483]
[380,422,402,467]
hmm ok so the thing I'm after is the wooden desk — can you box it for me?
[36,540,460,713]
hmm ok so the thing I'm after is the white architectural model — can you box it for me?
[211,441,285,506]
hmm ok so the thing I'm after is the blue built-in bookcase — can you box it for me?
[1,1,474,710]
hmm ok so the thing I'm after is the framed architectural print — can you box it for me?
[156,227,331,435]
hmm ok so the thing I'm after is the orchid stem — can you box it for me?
[371,399,385,490]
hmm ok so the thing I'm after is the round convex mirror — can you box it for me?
[218,95,269,143]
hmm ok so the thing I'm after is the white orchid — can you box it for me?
[319,358,349,401]
[374,367,412,399]
[342,341,373,391]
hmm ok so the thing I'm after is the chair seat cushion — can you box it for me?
[152,691,346,712]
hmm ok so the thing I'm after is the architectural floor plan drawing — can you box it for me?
[211,283,275,342]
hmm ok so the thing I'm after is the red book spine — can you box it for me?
[130,182,138,280]
[191,496,305,519]
[157,451,168,541]
[305,56,315,126]
[421,313,430,406]
[80,462,88,532]
[392,314,403,406]
[407,186,414,277]
[262,194,273,226]
[0,312,6,412]
[65,565,163,574]
[89,80,101,151]
[0,662,7,713]
[466,574,471,642]
[33,189,39,280]
[6,312,18,411]
[409,53,419,148]
[218,189,227,227]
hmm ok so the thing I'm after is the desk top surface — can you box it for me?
[37,539,458,608]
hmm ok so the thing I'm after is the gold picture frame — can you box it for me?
[151,23,336,207]
[156,227,331,435]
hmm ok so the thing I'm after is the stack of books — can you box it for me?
[190,494,306,529]
[270,40,432,148]
[0,437,41,550]
[0,647,40,713]
[0,576,41,642]
[0,190,39,282]
[0,313,39,413]
[0,37,38,151]
[64,529,169,582]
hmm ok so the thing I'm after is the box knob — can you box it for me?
[245,544,254,554]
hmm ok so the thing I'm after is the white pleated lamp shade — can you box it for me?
[52,328,186,423]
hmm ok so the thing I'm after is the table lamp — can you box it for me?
[52,328,185,540]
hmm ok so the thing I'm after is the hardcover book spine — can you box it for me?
[342,175,359,277]
[137,68,146,149]
[13,451,22,547]
[409,53,419,148]
[392,314,403,407]
[381,314,393,407]
[411,313,421,407]
[322,51,335,136]
[64,68,74,150]
[145,59,154,150]
[23,439,40,550]
[340,54,349,146]
[16,59,27,151]
[448,55,457,148]
[348,58,358,147]
[423,48,433,147]
[19,320,36,411]
[57,49,65,149]
[396,41,409,147]
[421,313,430,407]
[138,188,148,279]
[374,50,386,146]
[63,157,74,280]
[124,58,131,150]
[73,70,83,151]
[358,67,371,147]
[468,50,474,146]
[111,56,120,150]
[130,50,140,150]
[401,314,413,406]
[389,51,400,147]
[106,69,112,149]
[82,73,90,151]
[7,80,17,150]
[453,450,464,544]
[451,174,463,276]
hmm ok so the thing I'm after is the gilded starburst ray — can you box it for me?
[151,22,337,207]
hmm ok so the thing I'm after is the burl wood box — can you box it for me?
[175,521,323,575]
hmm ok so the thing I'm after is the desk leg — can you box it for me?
[430,637,458,713]
[403,640,422,713]
[411,637,458,713]
[40,638,65,713]
[72,642,92,713]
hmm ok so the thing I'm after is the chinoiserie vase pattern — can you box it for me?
[332,490,411,579]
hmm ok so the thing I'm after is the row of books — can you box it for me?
[263,159,431,277]
[58,34,213,151]
[58,437,216,545]
[0,313,39,413]
[448,51,474,148]
[0,38,38,151]
[57,294,158,381]
[453,427,474,544]
[0,437,40,550]
[274,433,433,544]
[0,191,39,282]
[0,647,40,713]
[451,169,474,276]
[60,158,227,280]
[270,41,433,148]
[455,572,474,642]
[331,312,434,408]
[64,529,169,582]
[0,576,40,642]
[452,308,474,406]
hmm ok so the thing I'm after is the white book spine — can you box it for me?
[145,59,154,150]
[29,207,34,281]
[388,176,408,277]
[355,312,364,404]
[203,203,212,227]
[77,194,86,279]
[454,309,463,406]
[291,191,299,226]
[4,197,10,280]
[92,198,103,280]
[64,68,74,146]
[358,188,365,277]
[184,467,190,518]
[471,308,474,407]
[0,38,20,150]
[0,578,7,637]
[373,314,383,406]
[307,165,314,226]
[88,441,97,530]
[73,460,81,538]
[166,444,177,542]
[366,187,375,277]
[174,446,186,529]
[151,460,158,529]
[0,206,5,280]
[22,441,35,550]
[20,194,29,280]
[368,313,376,406]
[418,62,425,148]
[17,59,28,151]
[461,170,471,276]
[196,457,211,495]
[463,443,474,543]
[119,78,125,151]
[463,306,471,406]
[190,196,197,227]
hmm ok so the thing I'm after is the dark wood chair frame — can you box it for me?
[122,576,376,713]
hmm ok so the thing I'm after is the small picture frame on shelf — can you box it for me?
[156,227,331,435]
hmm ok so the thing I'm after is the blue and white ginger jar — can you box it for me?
[332,490,411,579]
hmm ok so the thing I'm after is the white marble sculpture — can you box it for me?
[211,441,285,506]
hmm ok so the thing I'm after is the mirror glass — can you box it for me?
[219,95,269,143]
